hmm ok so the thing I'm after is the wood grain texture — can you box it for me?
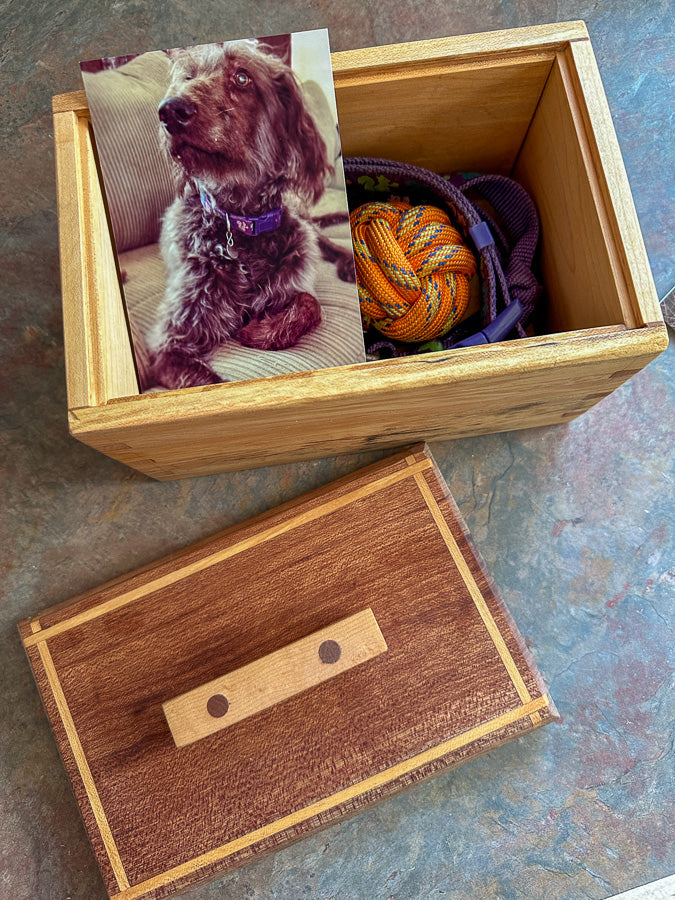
[330,21,590,74]
[53,90,88,113]
[514,54,623,332]
[564,41,663,326]
[22,459,432,646]
[55,106,137,407]
[67,323,666,479]
[335,54,554,174]
[19,445,557,899]
[52,26,668,479]
[163,609,387,747]
[35,641,129,891]
[54,109,95,409]
[512,46,664,337]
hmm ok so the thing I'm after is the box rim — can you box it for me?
[330,20,590,74]
[66,323,667,430]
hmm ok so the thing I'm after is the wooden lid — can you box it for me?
[19,444,556,899]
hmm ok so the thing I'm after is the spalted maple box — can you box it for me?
[53,22,667,479]
[21,447,556,899]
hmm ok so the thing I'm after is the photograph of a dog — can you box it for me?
[81,30,364,392]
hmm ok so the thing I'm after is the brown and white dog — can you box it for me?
[148,41,337,390]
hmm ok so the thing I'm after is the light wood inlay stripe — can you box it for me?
[24,459,432,647]
[412,472,536,717]
[36,641,129,891]
[113,695,548,899]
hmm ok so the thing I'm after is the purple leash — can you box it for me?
[343,158,542,351]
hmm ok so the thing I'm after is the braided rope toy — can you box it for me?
[350,200,477,342]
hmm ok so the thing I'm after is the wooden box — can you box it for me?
[53,21,667,480]
[20,446,557,898]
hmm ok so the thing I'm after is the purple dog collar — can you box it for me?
[198,188,283,236]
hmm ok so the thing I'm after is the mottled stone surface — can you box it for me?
[1,1,673,898]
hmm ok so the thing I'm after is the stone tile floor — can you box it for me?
[1,1,673,898]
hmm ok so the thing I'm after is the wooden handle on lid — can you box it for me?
[163,608,387,748]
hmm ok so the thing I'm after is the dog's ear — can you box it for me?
[277,70,332,207]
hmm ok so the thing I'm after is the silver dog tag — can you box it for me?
[224,213,238,260]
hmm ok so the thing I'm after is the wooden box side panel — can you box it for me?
[68,324,666,479]
[54,106,138,407]
[330,21,590,73]
[513,52,626,332]
[335,53,554,175]
[513,45,663,335]
[565,41,663,328]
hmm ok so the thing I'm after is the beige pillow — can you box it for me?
[82,51,174,253]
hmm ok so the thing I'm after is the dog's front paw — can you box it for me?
[237,292,322,350]
[317,234,356,283]
[337,253,356,283]
[153,350,226,389]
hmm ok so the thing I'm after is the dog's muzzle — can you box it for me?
[159,96,197,135]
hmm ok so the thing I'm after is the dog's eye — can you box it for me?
[233,70,251,87]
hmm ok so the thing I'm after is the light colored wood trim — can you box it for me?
[24,459,432,647]
[54,109,96,408]
[68,324,651,424]
[565,41,663,327]
[82,121,139,401]
[333,50,555,90]
[53,90,88,114]
[52,24,589,117]
[55,103,138,407]
[73,112,109,405]
[330,22,589,76]
[113,694,548,899]
[61,106,138,404]
[412,471,536,717]
[164,609,387,748]
[37,641,129,891]
[554,50,636,330]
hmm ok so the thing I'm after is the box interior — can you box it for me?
[335,47,636,337]
[69,39,644,406]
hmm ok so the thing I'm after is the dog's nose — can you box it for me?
[159,97,197,133]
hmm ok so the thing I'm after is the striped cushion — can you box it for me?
[82,51,175,253]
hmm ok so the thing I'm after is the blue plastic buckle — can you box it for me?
[452,298,524,347]
[469,220,495,252]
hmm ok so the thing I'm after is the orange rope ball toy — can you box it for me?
[350,200,477,342]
